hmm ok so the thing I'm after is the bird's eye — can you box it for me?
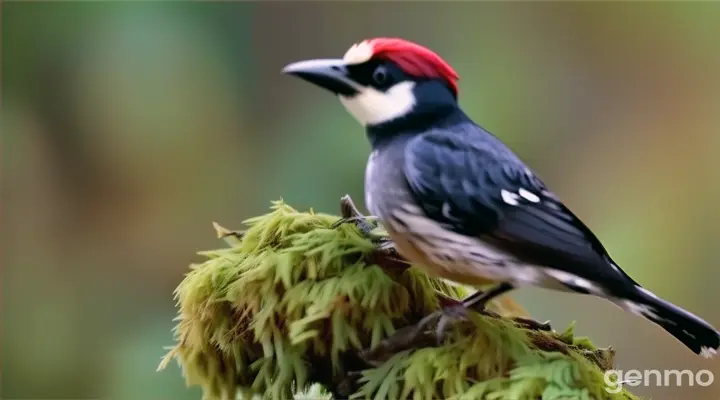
[372,66,388,85]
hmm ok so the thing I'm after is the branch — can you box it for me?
[158,197,640,400]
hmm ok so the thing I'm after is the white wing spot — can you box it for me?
[700,346,717,359]
[518,188,540,203]
[441,202,454,220]
[501,190,520,206]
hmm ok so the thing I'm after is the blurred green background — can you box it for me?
[2,2,719,399]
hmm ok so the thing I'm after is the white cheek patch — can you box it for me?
[339,81,416,126]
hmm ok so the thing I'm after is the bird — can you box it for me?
[281,37,719,358]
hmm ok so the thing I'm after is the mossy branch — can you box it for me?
[158,197,640,400]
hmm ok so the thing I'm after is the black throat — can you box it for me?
[365,105,470,148]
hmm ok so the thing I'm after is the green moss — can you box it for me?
[159,200,640,400]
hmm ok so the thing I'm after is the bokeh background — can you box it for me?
[3,2,720,399]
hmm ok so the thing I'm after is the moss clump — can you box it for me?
[159,200,640,400]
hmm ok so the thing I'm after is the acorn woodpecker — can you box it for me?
[282,37,719,358]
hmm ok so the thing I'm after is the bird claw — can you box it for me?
[332,216,380,238]
[336,195,382,235]
[361,287,517,366]
[360,303,472,366]
[434,304,469,343]
[331,215,378,228]
[376,286,514,353]
[331,216,356,228]
[408,303,470,345]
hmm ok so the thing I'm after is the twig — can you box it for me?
[358,307,553,367]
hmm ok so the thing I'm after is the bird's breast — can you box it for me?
[364,150,379,216]
[363,145,413,219]
[363,144,521,287]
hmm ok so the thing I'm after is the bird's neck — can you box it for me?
[366,105,471,148]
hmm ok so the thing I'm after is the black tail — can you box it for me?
[622,286,719,358]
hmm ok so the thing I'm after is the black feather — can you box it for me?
[626,287,719,356]
[403,125,636,289]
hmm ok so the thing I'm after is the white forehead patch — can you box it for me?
[343,41,374,65]
[339,81,416,126]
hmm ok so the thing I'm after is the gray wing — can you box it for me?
[403,128,635,288]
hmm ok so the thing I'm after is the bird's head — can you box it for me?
[282,38,460,130]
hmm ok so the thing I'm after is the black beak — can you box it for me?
[282,58,359,96]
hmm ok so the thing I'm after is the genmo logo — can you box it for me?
[604,369,714,393]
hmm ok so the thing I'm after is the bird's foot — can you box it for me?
[336,195,409,271]
[385,290,500,348]
[360,284,515,366]
[359,303,472,366]
[417,303,470,344]
[331,215,379,235]
[416,283,516,342]
[335,195,381,237]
